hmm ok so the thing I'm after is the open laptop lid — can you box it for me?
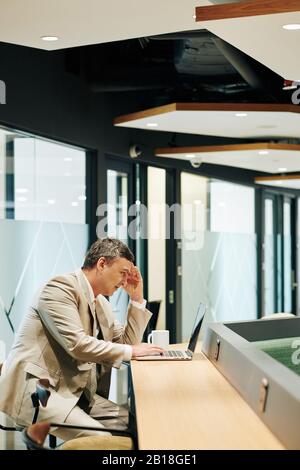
[187,303,206,355]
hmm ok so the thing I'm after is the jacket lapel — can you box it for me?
[75,269,96,337]
[95,298,111,341]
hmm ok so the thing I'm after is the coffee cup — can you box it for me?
[147,330,169,349]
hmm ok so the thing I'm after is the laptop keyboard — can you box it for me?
[163,350,185,358]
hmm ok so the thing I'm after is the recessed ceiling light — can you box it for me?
[257,124,277,129]
[47,199,56,205]
[71,201,79,207]
[258,150,269,155]
[278,167,287,172]
[64,157,72,162]
[16,196,27,202]
[186,154,195,158]
[147,123,158,127]
[16,188,28,193]
[282,24,300,30]
[41,35,59,41]
[78,195,87,201]
[235,113,248,117]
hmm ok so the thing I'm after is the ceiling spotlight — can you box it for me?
[190,156,202,169]
[258,150,269,155]
[278,167,287,172]
[78,195,87,201]
[235,113,248,117]
[147,123,158,127]
[41,35,59,41]
[282,24,300,30]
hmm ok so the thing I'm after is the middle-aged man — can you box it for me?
[0,238,163,440]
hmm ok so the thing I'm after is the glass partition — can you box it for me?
[0,128,86,223]
[0,126,88,355]
[181,177,256,341]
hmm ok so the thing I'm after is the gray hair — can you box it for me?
[82,238,134,269]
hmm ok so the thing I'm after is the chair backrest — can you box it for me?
[143,300,161,341]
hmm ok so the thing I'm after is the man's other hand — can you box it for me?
[124,266,144,304]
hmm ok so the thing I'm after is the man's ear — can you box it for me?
[96,257,106,272]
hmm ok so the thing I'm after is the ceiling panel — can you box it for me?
[155,143,300,173]
[0,0,205,51]
[114,103,300,139]
[196,1,300,80]
[255,175,300,189]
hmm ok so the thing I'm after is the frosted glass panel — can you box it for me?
[0,219,88,351]
[0,127,86,223]
[210,181,254,234]
[14,138,86,223]
[181,231,257,341]
[106,169,129,324]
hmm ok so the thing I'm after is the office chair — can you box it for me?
[143,300,161,342]
[0,378,52,435]
[23,421,135,450]
[22,379,136,450]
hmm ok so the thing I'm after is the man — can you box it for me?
[0,238,163,440]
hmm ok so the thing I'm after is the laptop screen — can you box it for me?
[187,303,206,354]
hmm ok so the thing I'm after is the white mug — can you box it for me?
[147,330,169,349]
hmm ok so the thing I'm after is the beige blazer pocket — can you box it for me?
[24,362,60,388]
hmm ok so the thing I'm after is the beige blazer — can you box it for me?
[0,269,151,425]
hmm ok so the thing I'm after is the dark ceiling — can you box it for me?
[64,29,291,108]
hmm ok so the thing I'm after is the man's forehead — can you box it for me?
[114,257,133,270]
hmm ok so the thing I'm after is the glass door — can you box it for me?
[262,195,276,316]
[261,192,296,316]
[105,158,133,323]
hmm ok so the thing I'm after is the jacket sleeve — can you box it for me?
[37,277,129,367]
[97,295,152,345]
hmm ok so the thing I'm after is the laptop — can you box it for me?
[136,303,206,361]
